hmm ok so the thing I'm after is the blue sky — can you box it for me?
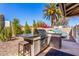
[0,3,79,27]
[68,16,79,27]
[0,3,51,26]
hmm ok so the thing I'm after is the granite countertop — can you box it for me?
[19,34,41,41]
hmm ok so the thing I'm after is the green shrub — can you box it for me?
[32,20,38,35]
[12,18,23,36]
[0,27,12,41]
[24,21,31,34]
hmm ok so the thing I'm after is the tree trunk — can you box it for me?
[51,15,55,29]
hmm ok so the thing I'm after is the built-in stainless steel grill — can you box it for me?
[37,29,48,50]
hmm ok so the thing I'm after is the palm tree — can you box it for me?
[44,3,62,29]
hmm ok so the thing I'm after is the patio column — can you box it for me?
[75,25,79,44]
[72,26,76,41]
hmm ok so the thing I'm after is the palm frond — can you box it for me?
[50,3,56,8]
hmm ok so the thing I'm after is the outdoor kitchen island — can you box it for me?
[47,32,62,49]
[19,34,48,56]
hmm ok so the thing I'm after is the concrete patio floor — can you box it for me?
[0,38,23,56]
[38,40,79,56]
[0,38,79,56]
